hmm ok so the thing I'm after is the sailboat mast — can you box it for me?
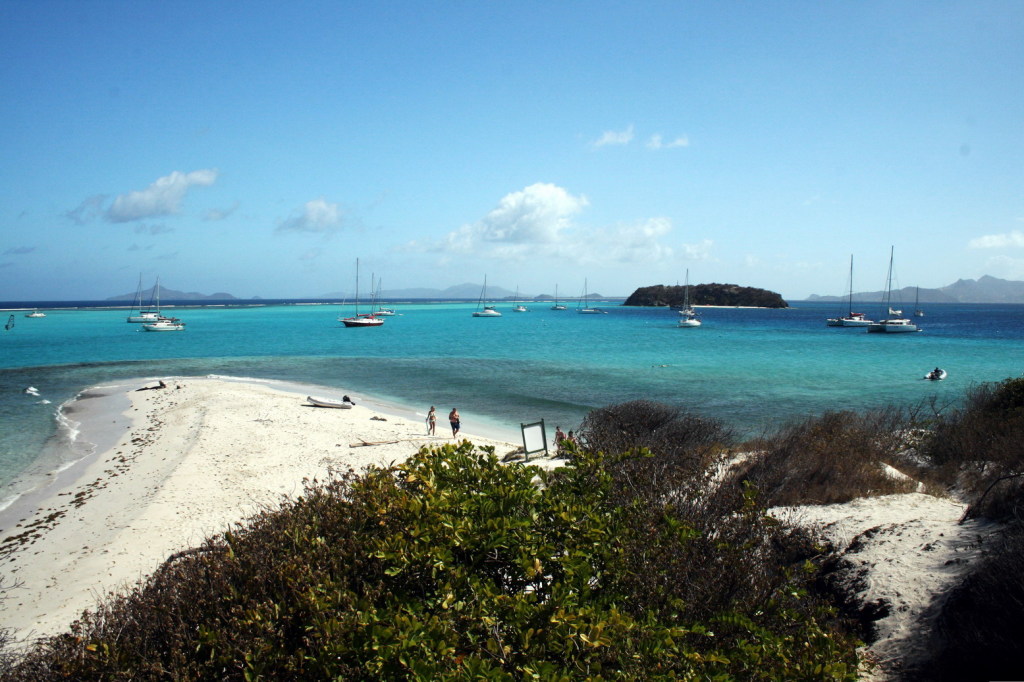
[884,246,894,317]
[848,255,854,316]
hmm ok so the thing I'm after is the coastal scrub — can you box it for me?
[4,441,859,680]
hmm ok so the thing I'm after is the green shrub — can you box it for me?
[5,441,860,680]
[924,377,1024,521]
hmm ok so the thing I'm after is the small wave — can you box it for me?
[56,397,82,444]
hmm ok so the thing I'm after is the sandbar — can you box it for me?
[0,376,520,645]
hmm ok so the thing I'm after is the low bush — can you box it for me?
[732,410,918,507]
[3,440,860,680]
[575,399,732,477]
[923,377,1024,521]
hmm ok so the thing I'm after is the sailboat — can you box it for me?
[826,255,873,327]
[4,315,13,331]
[914,287,924,317]
[341,259,384,327]
[577,278,606,314]
[677,269,701,328]
[127,274,161,323]
[472,275,502,317]
[867,247,919,334]
[512,287,528,312]
[141,278,186,331]
[373,277,396,316]
[550,284,567,310]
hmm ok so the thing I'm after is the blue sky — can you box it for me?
[2,1,1022,301]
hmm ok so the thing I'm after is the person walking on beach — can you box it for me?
[426,406,437,435]
[554,426,567,453]
[449,407,460,438]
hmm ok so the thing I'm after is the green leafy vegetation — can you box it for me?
[2,439,859,680]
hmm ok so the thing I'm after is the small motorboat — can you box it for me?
[307,395,355,409]
[924,368,947,381]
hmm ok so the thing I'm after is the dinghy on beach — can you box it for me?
[306,395,355,409]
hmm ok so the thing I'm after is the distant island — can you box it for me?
[107,286,237,302]
[805,275,1024,305]
[624,283,788,308]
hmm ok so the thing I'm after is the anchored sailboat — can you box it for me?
[867,247,919,334]
[141,278,186,331]
[341,259,384,327]
[127,274,160,323]
[677,269,701,328]
[512,287,528,312]
[473,275,502,317]
[826,255,873,327]
[577,279,606,314]
[550,284,567,310]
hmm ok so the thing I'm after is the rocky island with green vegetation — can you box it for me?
[624,282,788,308]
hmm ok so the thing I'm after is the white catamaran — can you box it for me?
[867,247,919,334]
[141,279,186,331]
[127,274,161,323]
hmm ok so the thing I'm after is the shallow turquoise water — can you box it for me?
[1,300,1021,507]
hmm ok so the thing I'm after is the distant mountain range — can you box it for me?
[321,283,611,300]
[805,275,1024,304]
[108,284,610,302]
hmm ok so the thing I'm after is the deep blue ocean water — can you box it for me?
[1,299,1021,509]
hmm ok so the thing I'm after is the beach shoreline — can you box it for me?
[0,376,522,646]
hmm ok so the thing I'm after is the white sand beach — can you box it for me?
[0,377,994,680]
[0,377,522,646]
[775,494,993,680]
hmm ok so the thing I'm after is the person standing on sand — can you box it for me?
[449,408,460,438]
[554,426,567,453]
[426,406,437,435]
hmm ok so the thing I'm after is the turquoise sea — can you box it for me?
[1,298,1022,511]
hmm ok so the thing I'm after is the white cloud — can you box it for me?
[981,254,1024,280]
[132,223,174,235]
[203,201,239,221]
[679,239,713,260]
[575,217,677,266]
[591,125,634,148]
[106,169,218,223]
[65,194,107,224]
[277,198,343,234]
[646,134,690,150]
[478,183,587,243]
[969,230,1024,249]
[441,183,588,256]
[418,184,707,273]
